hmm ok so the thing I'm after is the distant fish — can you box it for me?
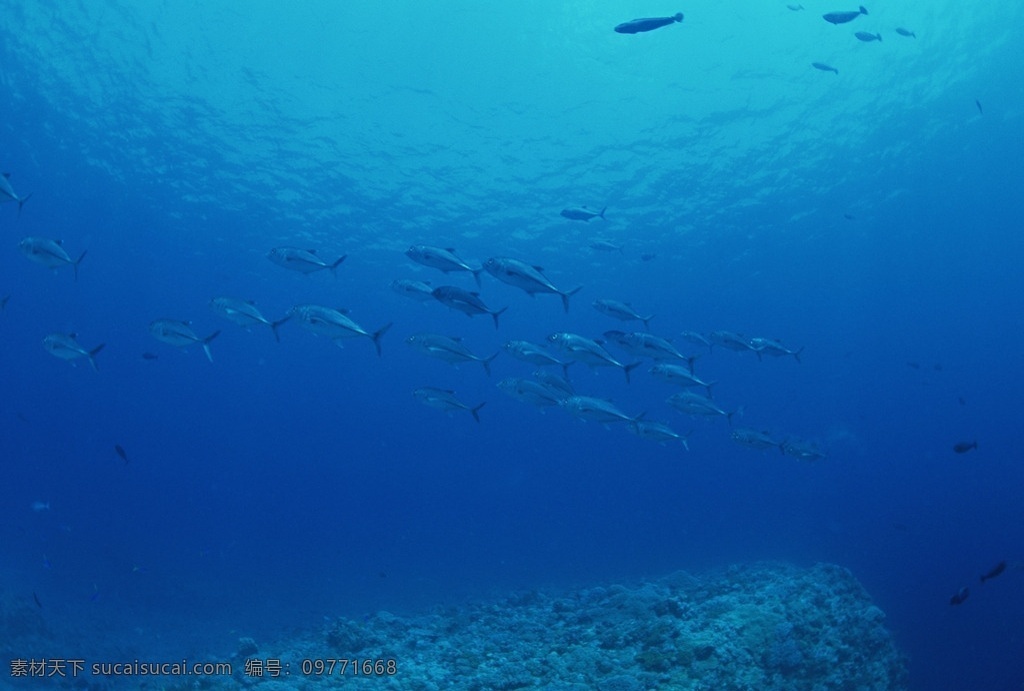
[949,586,969,606]
[787,4,804,10]
[431,285,507,329]
[561,396,643,425]
[149,320,220,362]
[0,172,32,214]
[497,377,565,409]
[406,333,498,376]
[390,279,435,302]
[1,295,9,311]
[289,305,391,356]
[980,561,1006,583]
[667,392,736,425]
[709,330,758,353]
[266,247,346,276]
[210,297,290,342]
[43,333,105,371]
[680,331,712,351]
[405,245,483,286]
[114,444,129,464]
[781,438,829,461]
[141,352,159,360]
[19,237,87,281]
[975,99,983,115]
[640,253,657,262]
[629,420,690,449]
[32,592,42,608]
[504,340,572,377]
[854,31,882,42]
[614,12,683,34]
[531,370,575,399]
[822,6,867,24]
[484,257,582,313]
[953,441,977,454]
[895,27,916,38]
[413,387,485,423]
[31,501,50,512]
[812,62,839,74]
[548,332,640,383]
[589,240,624,254]
[593,299,653,329]
[608,331,692,363]
[560,206,606,222]
[731,428,782,451]
[749,337,803,363]
[649,363,714,394]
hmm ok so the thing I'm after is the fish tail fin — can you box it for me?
[472,267,483,288]
[560,286,583,313]
[860,5,867,14]
[201,330,221,363]
[470,402,486,423]
[73,250,88,282]
[599,206,607,220]
[371,322,393,357]
[793,347,804,363]
[88,343,106,371]
[270,315,291,342]
[482,352,499,377]
[623,361,642,384]
[17,192,33,217]
[674,12,683,22]
[491,306,508,330]
[329,255,347,277]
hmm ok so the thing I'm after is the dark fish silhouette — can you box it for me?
[949,586,969,605]
[33,592,42,609]
[812,62,839,74]
[975,99,983,115]
[895,27,916,38]
[614,12,683,34]
[953,441,977,454]
[115,445,129,464]
[1,294,9,311]
[855,31,881,42]
[141,352,159,360]
[980,561,1006,583]
[823,6,867,24]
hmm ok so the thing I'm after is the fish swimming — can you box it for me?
[406,333,498,376]
[547,332,640,383]
[390,279,435,302]
[953,441,977,454]
[210,297,290,342]
[628,420,690,449]
[731,428,782,451]
[606,331,692,363]
[980,561,1007,583]
[405,245,483,286]
[431,286,507,329]
[561,396,643,425]
[531,370,575,399]
[289,305,391,356]
[854,31,882,42]
[709,330,757,353]
[19,237,88,281]
[141,352,159,360]
[484,257,582,313]
[267,247,346,275]
[43,333,105,371]
[680,331,712,351]
[781,438,828,461]
[787,3,804,9]
[560,206,606,222]
[975,99,983,115]
[895,27,916,38]
[749,337,803,363]
[149,320,221,362]
[649,363,714,395]
[822,6,867,24]
[667,392,735,424]
[593,299,653,329]
[614,12,683,34]
[812,62,839,74]
[31,501,50,512]
[0,173,32,214]
[588,240,624,253]
[504,340,572,377]
[497,377,564,409]
[413,387,485,423]
[949,586,969,605]
[114,444,129,464]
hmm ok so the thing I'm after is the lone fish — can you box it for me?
[855,31,882,42]
[615,12,683,34]
[560,206,606,222]
[812,62,839,74]
[822,6,867,24]
[953,441,977,454]
[980,561,1006,583]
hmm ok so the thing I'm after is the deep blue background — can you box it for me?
[2,2,1022,688]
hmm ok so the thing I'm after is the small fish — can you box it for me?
[895,27,916,38]
[854,31,882,42]
[953,441,977,454]
[731,428,782,451]
[787,4,804,10]
[640,253,657,262]
[43,333,105,371]
[843,212,856,220]
[628,420,690,449]
[548,332,640,382]
[483,257,582,313]
[531,370,575,398]
[709,330,758,353]
[975,99,983,115]
[413,387,485,423]
[504,340,572,377]
[588,240,624,254]
[405,245,483,286]
[33,592,42,609]
[667,392,736,425]
[980,561,1007,583]
[822,6,867,25]
[560,206,606,222]
[607,331,692,363]
[431,285,507,329]
[390,279,435,302]
[593,299,653,329]
[114,444,128,464]
[18,237,87,281]
[561,396,643,425]
[31,501,50,512]
[812,62,839,74]
[949,586,969,606]
[406,333,498,376]
[0,172,32,214]
[267,247,346,275]
[141,352,159,360]
[781,438,828,461]
[149,320,220,362]
[210,297,290,341]
[649,363,714,394]
[614,12,683,34]
[749,337,803,363]
[289,305,391,356]
[497,377,565,409]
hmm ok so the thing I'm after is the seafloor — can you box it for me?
[2,562,907,690]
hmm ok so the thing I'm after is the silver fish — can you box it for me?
[504,340,572,377]
[267,247,346,275]
[749,337,803,363]
[390,279,435,302]
[149,320,220,362]
[629,420,690,449]
[649,363,715,395]
[19,237,87,281]
[782,438,829,461]
[484,257,582,313]
[822,6,867,25]
[497,377,563,409]
[431,285,507,329]
[560,206,606,222]
[210,297,289,342]
[606,331,692,362]
[406,333,498,376]
[405,245,482,286]
[709,330,757,353]
[667,392,736,424]
[0,173,32,214]
[561,396,643,425]
[593,299,653,329]
[289,305,391,356]
[413,387,485,423]
[731,428,783,451]
[42,333,105,371]
[547,332,639,383]
[531,370,575,398]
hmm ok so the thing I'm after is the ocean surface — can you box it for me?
[2,1,1022,689]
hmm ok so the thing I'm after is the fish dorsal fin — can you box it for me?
[56,239,63,245]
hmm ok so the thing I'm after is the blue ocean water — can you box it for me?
[1,1,1022,688]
